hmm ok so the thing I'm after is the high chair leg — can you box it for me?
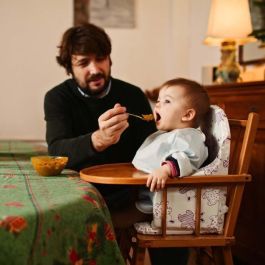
[132,246,146,265]
[195,247,215,265]
[222,246,234,265]
[212,247,223,265]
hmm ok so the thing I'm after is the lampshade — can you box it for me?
[204,0,255,46]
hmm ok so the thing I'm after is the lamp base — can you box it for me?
[215,41,241,83]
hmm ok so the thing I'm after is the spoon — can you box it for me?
[128,113,154,121]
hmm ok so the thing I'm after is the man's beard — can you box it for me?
[74,72,110,96]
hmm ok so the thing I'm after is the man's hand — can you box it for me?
[91,103,129,152]
[146,164,171,192]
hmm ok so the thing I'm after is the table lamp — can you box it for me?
[204,0,256,83]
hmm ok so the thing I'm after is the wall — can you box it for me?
[0,0,72,140]
[109,0,219,88]
[0,0,217,140]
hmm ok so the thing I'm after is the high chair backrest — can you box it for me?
[228,116,258,175]
[194,105,230,176]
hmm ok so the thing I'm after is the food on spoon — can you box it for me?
[142,114,154,121]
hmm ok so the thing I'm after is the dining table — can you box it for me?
[0,140,125,265]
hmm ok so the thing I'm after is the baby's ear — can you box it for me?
[182,108,196,121]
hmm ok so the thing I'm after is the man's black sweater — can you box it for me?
[44,77,156,171]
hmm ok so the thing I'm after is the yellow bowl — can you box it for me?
[31,156,68,176]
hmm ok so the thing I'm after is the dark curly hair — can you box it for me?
[56,23,112,75]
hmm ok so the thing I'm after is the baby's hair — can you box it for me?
[161,78,210,127]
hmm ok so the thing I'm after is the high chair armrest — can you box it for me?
[165,174,251,186]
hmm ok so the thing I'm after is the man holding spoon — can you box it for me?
[44,23,155,207]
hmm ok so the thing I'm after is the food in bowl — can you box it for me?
[31,156,68,176]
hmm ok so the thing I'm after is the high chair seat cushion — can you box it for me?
[150,186,228,234]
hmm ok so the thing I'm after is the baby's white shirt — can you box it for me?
[132,128,208,177]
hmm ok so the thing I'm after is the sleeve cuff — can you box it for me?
[161,160,179,178]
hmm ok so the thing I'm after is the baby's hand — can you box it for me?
[146,164,171,192]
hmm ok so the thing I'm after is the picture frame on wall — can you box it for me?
[74,0,89,26]
[89,0,135,28]
[73,0,135,28]
[239,42,265,65]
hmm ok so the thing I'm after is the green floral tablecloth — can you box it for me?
[0,140,125,265]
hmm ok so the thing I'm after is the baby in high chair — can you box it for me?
[132,77,211,214]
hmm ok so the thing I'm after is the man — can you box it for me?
[44,23,155,207]
[44,23,188,265]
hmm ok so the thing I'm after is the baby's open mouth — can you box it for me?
[155,112,161,122]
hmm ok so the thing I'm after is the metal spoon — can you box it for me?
[128,113,154,121]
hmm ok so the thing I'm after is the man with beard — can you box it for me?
[44,23,155,208]
[44,23,188,265]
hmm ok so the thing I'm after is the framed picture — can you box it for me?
[239,0,265,65]
[73,0,135,28]
[74,0,89,26]
[89,0,135,28]
[239,42,265,65]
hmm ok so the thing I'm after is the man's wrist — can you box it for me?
[91,130,108,152]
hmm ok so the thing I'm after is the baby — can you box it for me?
[132,78,210,213]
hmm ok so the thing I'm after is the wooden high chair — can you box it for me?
[80,110,259,265]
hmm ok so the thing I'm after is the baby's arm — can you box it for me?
[147,159,179,192]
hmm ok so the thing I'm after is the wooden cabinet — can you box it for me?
[205,81,265,265]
